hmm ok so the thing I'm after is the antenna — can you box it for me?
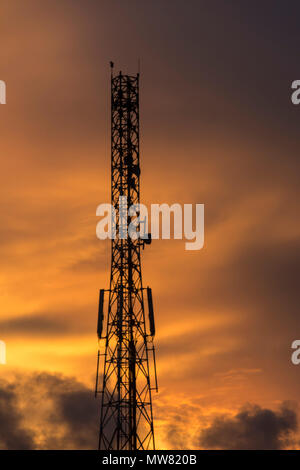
[110,61,114,77]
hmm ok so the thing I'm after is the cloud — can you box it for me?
[211,238,300,322]
[0,314,68,336]
[0,307,97,338]
[0,372,99,449]
[0,381,34,450]
[1,372,298,450]
[198,403,298,450]
[35,372,99,449]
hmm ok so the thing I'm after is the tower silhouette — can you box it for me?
[95,65,158,450]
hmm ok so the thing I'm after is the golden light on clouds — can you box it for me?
[0,0,300,450]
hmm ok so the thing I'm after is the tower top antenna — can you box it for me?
[110,61,114,77]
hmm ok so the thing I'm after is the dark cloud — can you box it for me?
[230,239,300,328]
[197,236,300,351]
[66,247,109,273]
[0,303,99,337]
[57,388,98,448]
[166,423,190,450]
[31,372,99,449]
[0,315,68,336]
[2,373,297,450]
[0,381,34,450]
[198,403,298,450]
[0,373,99,449]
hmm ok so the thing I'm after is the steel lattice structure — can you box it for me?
[95,66,158,450]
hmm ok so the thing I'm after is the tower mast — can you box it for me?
[95,65,158,450]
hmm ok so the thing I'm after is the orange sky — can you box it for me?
[0,0,300,450]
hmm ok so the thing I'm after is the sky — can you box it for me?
[0,0,300,449]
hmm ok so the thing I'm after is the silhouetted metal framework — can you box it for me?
[95,66,158,450]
